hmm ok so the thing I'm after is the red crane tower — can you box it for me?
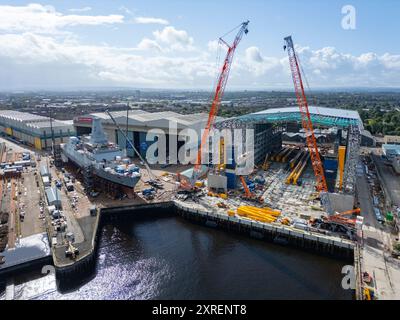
[180,21,249,189]
[284,36,328,193]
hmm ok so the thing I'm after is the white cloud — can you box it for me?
[0,32,400,89]
[207,40,221,52]
[235,45,400,88]
[245,46,264,63]
[0,3,398,89]
[152,26,194,51]
[68,6,92,13]
[133,16,169,25]
[137,38,162,52]
[0,32,215,88]
[135,26,195,53]
[381,53,400,69]
[0,3,123,34]
[238,46,282,77]
[119,6,134,16]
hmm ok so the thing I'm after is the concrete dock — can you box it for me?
[3,136,399,301]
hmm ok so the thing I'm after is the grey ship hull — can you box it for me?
[93,166,140,188]
[61,145,140,189]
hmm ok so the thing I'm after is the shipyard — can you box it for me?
[0,2,400,303]
[2,92,400,299]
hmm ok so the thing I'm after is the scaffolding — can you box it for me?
[216,107,362,199]
[342,125,361,195]
[53,144,62,168]
[215,120,283,166]
[93,175,119,199]
[82,165,94,194]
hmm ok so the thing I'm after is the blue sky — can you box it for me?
[0,0,399,90]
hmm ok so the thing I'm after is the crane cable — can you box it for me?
[295,49,321,116]
[220,22,247,40]
[105,110,157,181]
[201,38,223,168]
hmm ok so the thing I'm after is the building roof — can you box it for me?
[0,110,49,123]
[384,135,400,144]
[75,110,211,131]
[254,106,360,120]
[382,144,400,158]
[382,144,400,154]
[0,110,75,132]
[217,106,363,129]
[26,120,73,130]
[45,187,61,204]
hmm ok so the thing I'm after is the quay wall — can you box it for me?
[3,200,355,289]
[174,201,355,261]
[54,202,174,290]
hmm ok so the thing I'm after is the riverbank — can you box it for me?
[52,199,354,292]
[3,214,353,300]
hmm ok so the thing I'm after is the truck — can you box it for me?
[66,182,74,192]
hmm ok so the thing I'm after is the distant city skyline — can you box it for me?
[0,1,399,90]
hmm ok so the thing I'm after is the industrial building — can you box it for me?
[384,135,400,145]
[72,106,363,197]
[391,156,400,174]
[0,110,75,150]
[215,106,363,195]
[45,187,62,209]
[382,144,400,159]
[73,110,211,159]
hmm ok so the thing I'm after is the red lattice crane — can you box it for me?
[180,21,249,189]
[284,36,328,192]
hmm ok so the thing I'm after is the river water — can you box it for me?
[1,216,353,300]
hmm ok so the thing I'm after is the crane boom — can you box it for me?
[106,110,157,181]
[284,36,328,192]
[190,21,249,184]
[239,176,252,198]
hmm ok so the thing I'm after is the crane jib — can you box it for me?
[284,35,328,193]
[190,21,250,185]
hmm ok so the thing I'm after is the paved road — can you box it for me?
[372,153,400,207]
[46,159,85,244]
[357,172,400,299]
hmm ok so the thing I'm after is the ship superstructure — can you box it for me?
[61,118,141,189]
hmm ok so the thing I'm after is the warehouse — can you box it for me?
[73,110,211,160]
[45,187,62,209]
[0,110,75,150]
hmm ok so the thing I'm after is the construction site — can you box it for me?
[1,21,400,301]
[174,28,363,241]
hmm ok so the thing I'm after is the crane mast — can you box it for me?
[190,21,249,185]
[283,36,328,192]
